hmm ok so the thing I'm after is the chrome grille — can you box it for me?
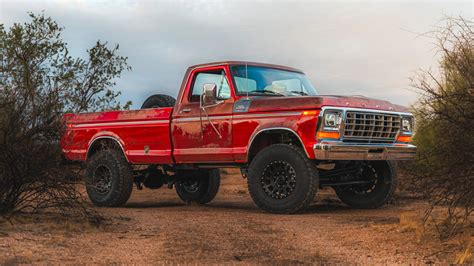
[343,111,401,143]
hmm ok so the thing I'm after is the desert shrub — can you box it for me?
[0,13,131,218]
[407,16,473,238]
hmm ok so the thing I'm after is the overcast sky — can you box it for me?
[1,0,472,108]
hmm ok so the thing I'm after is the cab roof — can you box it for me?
[188,61,304,74]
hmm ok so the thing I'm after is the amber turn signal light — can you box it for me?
[317,131,340,139]
[396,135,412,143]
[302,110,318,116]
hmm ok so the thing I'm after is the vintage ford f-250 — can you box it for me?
[61,61,416,214]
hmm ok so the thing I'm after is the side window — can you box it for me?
[189,70,231,102]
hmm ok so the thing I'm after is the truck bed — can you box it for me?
[62,107,174,164]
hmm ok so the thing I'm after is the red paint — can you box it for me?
[171,65,235,162]
[61,61,410,165]
[61,108,173,164]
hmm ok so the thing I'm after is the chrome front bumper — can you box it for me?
[313,142,417,160]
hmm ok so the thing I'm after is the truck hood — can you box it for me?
[243,95,410,113]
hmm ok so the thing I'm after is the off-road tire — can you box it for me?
[85,149,133,207]
[247,144,318,214]
[175,169,220,204]
[141,94,176,108]
[334,161,397,209]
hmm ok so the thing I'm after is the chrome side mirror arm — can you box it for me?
[199,83,223,139]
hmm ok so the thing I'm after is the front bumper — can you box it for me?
[313,142,417,160]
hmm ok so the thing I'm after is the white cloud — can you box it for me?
[0,0,472,107]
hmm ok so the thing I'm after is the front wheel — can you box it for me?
[334,161,397,209]
[175,169,220,204]
[247,144,318,214]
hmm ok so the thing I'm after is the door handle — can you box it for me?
[181,108,191,113]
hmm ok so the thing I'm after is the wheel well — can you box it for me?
[248,129,304,163]
[87,138,125,160]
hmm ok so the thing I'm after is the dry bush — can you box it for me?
[0,13,130,219]
[405,16,473,238]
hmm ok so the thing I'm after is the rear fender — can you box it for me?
[87,132,128,162]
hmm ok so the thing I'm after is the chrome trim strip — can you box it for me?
[173,111,301,123]
[73,119,169,128]
[173,116,231,123]
[234,112,301,119]
[247,127,309,160]
[86,136,129,162]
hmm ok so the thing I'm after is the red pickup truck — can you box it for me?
[62,61,416,213]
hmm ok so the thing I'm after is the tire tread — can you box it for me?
[175,169,220,204]
[247,144,318,214]
[86,149,133,207]
[335,161,397,209]
[141,94,176,108]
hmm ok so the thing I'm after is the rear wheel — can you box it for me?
[175,169,220,204]
[85,149,133,207]
[141,94,176,108]
[334,161,396,209]
[247,144,318,214]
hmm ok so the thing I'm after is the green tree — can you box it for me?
[0,12,131,217]
[409,16,473,238]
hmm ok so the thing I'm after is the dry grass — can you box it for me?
[399,211,474,264]
[0,175,470,264]
[400,211,425,243]
[455,237,473,264]
[236,189,247,194]
[1,212,104,234]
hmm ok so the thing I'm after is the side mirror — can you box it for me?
[201,83,217,106]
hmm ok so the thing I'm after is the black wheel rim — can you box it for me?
[181,178,200,193]
[350,164,378,195]
[261,160,297,199]
[92,165,113,194]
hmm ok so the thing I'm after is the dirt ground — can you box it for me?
[0,169,471,264]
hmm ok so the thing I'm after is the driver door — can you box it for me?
[171,66,234,163]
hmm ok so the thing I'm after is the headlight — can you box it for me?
[401,117,413,133]
[323,110,342,130]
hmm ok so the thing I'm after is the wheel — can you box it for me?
[85,149,133,207]
[247,144,318,214]
[175,169,220,204]
[334,161,397,209]
[141,94,176,108]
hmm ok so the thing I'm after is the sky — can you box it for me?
[1,0,472,108]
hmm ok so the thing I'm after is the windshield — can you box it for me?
[230,65,318,96]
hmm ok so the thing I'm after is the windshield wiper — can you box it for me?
[290,90,308,96]
[247,90,285,96]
